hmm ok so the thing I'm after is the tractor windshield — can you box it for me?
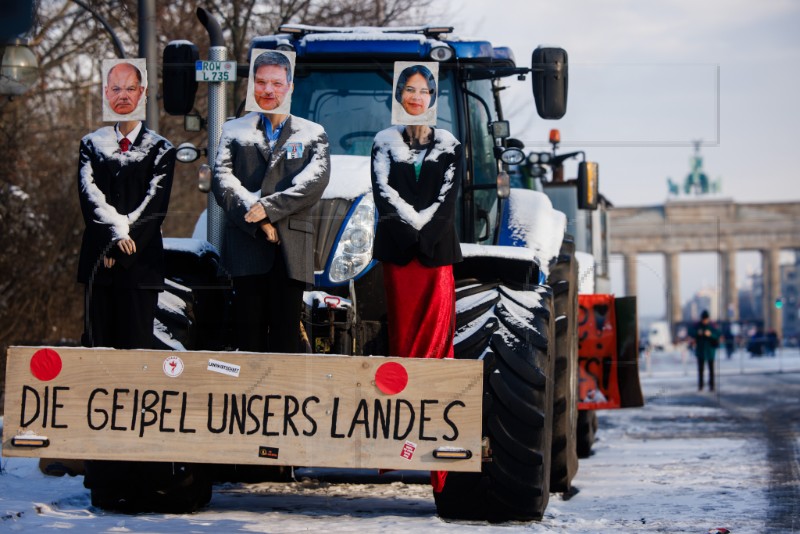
[292,65,457,156]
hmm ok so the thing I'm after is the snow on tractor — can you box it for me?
[3,8,641,523]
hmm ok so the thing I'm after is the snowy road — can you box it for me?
[1,349,799,533]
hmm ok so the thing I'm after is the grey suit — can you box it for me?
[212,112,330,353]
[212,112,330,283]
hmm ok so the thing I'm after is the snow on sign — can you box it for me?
[195,60,237,82]
[2,347,482,472]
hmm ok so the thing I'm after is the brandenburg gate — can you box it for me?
[609,198,800,333]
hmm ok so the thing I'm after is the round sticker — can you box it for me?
[375,361,409,395]
[30,348,62,381]
[163,356,184,378]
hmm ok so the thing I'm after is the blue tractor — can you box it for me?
[157,11,579,522]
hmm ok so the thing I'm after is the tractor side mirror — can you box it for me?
[531,46,568,120]
[163,40,199,116]
[577,161,599,210]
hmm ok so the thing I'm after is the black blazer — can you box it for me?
[76,124,175,289]
[212,112,330,283]
[370,126,463,267]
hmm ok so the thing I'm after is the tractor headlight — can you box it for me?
[328,195,376,283]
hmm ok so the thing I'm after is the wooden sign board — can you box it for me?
[3,347,483,472]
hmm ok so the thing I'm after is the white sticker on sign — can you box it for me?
[207,358,241,378]
[163,356,184,378]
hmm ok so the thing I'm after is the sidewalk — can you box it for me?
[639,346,800,378]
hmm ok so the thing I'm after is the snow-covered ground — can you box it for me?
[2,348,798,533]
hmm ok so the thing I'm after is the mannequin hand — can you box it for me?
[116,238,136,255]
[245,203,267,223]
[260,221,280,244]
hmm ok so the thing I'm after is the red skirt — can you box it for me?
[382,258,455,493]
[383,259,455,360]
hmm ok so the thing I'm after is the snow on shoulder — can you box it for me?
[372,126,458,165]
[80,126,171,241]
[219,112,265,148]
[286,114,326,147]
[83,126,170,164]
[372,126,458,231]
[214,113,265,210]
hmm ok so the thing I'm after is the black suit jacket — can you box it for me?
[371,126,463,267]
[76,124,175,288]
[212,112,330,283]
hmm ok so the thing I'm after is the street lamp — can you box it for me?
[0,38,38,96]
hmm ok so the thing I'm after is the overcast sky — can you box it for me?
[446,0,800,318]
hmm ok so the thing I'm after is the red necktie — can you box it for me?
[119,138,131,152]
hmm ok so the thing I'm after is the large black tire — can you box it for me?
[547,238,579,493]
[154,278,196,350]
[576,409,598,459]
[154,240,231,351]
[434,264,555,522]
[154,240,295,490]
[89,241,226,513]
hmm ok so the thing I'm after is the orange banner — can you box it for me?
[577,294,621,409]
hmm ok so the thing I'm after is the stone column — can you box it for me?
[665,252,681,326]
[762,248,782,335]
[624,252,638,297]
[720,249,738,321]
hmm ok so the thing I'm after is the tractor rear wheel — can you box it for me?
[434,263,555,522]
[547,238,579,493]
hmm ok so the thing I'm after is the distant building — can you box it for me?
[682,286,719,322]
[739,271,763,323]
[736,251,799,345]
[780,253,799,346]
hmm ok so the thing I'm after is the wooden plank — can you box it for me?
[2,347,483,472]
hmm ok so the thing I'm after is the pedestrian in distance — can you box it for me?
[213,48,330,353]
[691,310,720,391]
[724,334,735,360]
[766,329,779,357]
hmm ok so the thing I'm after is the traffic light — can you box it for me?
[775,297,783,309]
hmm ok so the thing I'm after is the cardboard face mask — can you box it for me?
[102,58,147,122]
[391,61,439,126]
[246,49,296,115]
